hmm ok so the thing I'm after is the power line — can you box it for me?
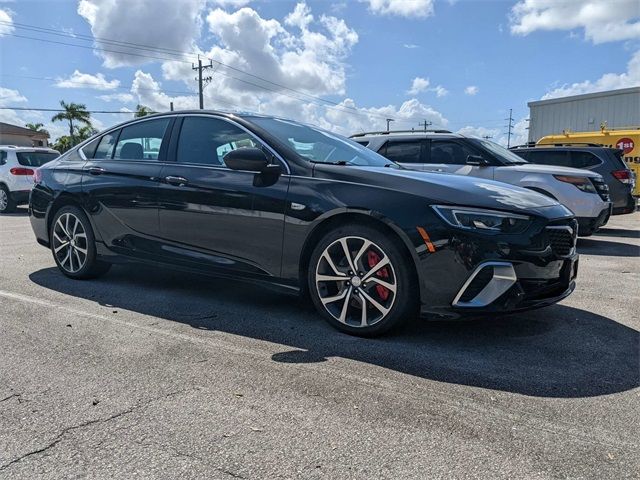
[1,106,142,114]
[1,21,402,123]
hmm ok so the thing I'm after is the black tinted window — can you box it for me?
[94,132,118,159]
[430,140,479,165]
[16,152,58,166]
[0,151,6,165]
[177,117,259,167]
[526,150,571,167]
[382,141,422,163]
[81,137,101,158]
[570,151,602,169]
[114,119,170,160]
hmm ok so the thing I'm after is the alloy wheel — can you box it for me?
[315,236,397,328]
[52,212,88,273]
[0,189,7,211]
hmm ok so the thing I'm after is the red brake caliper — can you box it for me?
[367,250,390,301]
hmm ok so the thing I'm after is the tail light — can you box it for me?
[33,168,43,184]
[9,167,35,176]
[611,169,632,184]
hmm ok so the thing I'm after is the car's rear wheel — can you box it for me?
[0,185,15,214]
[50,206,111,279]
[308,224,417,336]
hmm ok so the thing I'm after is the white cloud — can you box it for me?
[77,0,205,67]
[433,85,448,97]
[131,70,198,112]
[464,85,479,96]
[361,0,435,18]
[403,43,420,49]
[0,8,13,36]
[510,0,640,44]
[211,0,252,7]
[407,77,448,96]
[542,50,640,99]
[407,77,429,95]
[55,70,120,90]
[457,117,529,148]
[98,93,135,103]
[0,86,27,106]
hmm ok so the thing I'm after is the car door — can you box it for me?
[377,139,426,170]
[81,117,173,255]
[157,115,290,278]
[428,139,495,179]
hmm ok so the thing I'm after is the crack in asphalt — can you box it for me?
[0,389,189,472]
[0,393,20,403]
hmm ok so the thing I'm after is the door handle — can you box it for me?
[164,175,189,186]
[86,166,106,175]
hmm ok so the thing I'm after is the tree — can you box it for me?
[75,125,98,142]
[25,123,49,135]
[51,101,92,147]
[134,104,153,118]
[52,136,73,153]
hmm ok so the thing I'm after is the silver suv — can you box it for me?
[353,131,612,236]
[0,145,60,213]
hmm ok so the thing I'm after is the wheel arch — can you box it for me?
[298,209,421,296]
[46,193,99,242]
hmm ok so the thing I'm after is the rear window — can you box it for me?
[525,150,571,167]
[608,149,629,170]
[16,151,59,167]
[569,151,602,169]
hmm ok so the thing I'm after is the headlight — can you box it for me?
[432,206,531,234]
[553,175,596,193]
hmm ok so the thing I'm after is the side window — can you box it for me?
[81,137,101,159]
[0,151,6,165]
[177,116,260,167]
[113,119,170,161]
[382,141,423,164]
[570,151,602,169]
[94,132,118,159]
[430,140,480,165]
[527,150,571,167]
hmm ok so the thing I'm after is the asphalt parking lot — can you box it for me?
[0,208,638,479]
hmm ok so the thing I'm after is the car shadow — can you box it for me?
[29,265,639,399]
[577,238,640,257]
[596,227,640,239]
[2,207,29,217]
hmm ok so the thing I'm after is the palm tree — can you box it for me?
[51,101,92,146]
[25,123,49,135]
[134,104,153,118]
[75,125,98,142]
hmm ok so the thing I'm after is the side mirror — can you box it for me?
[224,147,272,172]
[466,155,488,166]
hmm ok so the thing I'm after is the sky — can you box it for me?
[0,0,639,146]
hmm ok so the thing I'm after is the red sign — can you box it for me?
[616,137,635,154]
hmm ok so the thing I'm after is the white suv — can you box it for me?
[353,131,612,235]
[0,146,60,213]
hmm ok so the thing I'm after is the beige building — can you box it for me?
[0,122,50,147]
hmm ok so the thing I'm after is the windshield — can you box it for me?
[471,139,528,165]
[16,151,59,167]
[247,117,397,167]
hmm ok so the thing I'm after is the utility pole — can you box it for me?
[192,58,214,110]
[170,102,174,112]
[386,118,394,132]
[482,135,493,140]
[419,120,432,132]
[505,108,514,148]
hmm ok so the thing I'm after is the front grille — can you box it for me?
[546,221,577,257]
[590,177,610,201]
[457,266,493,302]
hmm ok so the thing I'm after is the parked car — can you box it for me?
[353,131,611,236]
[509,144,636,215]
[0,145,59,213]
[30,112,578,336]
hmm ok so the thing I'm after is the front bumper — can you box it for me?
[576,204,611,235]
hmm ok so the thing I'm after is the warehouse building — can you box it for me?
[527,87,640,143]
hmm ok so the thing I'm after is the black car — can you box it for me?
[30,111,578,336]
[511,144,636,215]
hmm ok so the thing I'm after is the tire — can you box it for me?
[0,185,16,214]
[307,224,417,337]
[50,206,111,279]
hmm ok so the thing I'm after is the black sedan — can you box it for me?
[30,111,578,336]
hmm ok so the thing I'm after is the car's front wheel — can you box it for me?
[308,224,417,336]
[50,206,111,279]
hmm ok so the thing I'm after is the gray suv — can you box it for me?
[510,144,636,215]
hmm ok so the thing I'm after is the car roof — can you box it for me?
[351,132,463,141]
[510,145,618,152]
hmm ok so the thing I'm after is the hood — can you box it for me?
[312,165,570,216]
[500,163,600,177]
